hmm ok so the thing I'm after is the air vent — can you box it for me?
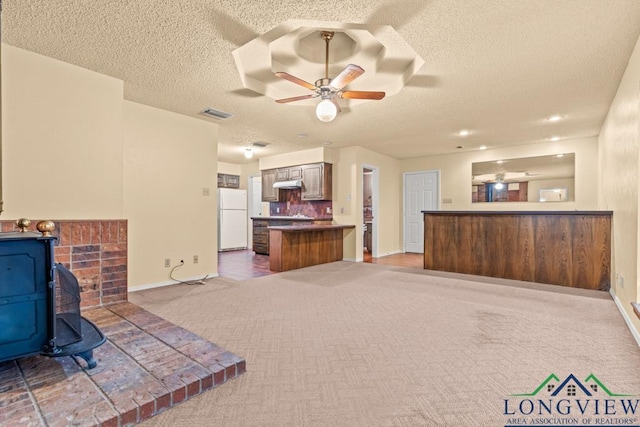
[251,142,269,148]
[199,108,233,120]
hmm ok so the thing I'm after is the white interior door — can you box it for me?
[404,171,439,253]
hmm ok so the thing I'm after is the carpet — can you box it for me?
[130,261,640,426]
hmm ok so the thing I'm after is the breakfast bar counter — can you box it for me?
[422,210,613,290]
[268,224,355,272]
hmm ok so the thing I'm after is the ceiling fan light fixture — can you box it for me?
[316,98,337,122]
[244,148,254,159]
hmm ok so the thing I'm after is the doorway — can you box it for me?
[403,170,439,253]
[362,165,378,259]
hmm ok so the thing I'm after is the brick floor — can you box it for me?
[0,302,245,427]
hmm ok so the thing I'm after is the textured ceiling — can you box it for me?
[4,1,640,163]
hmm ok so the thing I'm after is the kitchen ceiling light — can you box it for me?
[494,182,504,190]
[244,148,253,159]
[479,145,487,150]
[549,136,561,141]
[546,115,563,122]
[316,99,337,122]
[457,129,471,136]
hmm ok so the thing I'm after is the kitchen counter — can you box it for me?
[268,224,356,272]
[251,216,323,221]
[267,224,353,231]
[251,217,334,255]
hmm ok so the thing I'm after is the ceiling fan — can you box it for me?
[274,31,386,122]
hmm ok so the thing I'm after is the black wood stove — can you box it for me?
[0,222,105,368]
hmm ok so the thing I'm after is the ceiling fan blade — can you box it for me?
[339,91,386,100]
[275,94,316,104]
[330,64,364,90]
[275,72,317,91]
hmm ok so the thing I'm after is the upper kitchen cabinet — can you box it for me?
[261,162,332,201]
[275,166,302,182]
[301,163,332,200]
[261,169,281,201]
[218,173,240,189]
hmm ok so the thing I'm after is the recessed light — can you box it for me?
[496,160,504,164]
[546,115,563,122]
[297,133,308,138]
[556,154,565,158]
[456,129,471,136]
[479,145,487,150]
[322,140,332,146]
[549,136,561,141]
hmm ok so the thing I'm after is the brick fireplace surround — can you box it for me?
[0,220,245,426]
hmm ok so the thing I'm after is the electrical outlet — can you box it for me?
[618,273,624,288]
[164,258,171,268]
[202,187,210,196]
[193,255,199,264]
[276,207,280,213]
[327,206,332,214]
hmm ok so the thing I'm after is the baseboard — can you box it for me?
[346,257,362,262]
[129,272,219,292]
[610,289,640,348]
[376,250,403,258]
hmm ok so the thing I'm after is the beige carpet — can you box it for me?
[130,262,640,426]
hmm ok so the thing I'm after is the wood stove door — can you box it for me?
[0,235,53,362]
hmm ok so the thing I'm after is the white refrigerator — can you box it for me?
[218,188,248,251]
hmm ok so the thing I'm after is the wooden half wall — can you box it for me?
[423,211,612,290]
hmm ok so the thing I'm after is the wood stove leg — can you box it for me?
[74,350,97,369]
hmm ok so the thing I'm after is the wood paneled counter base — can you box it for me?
[423,211,612,290]
[269,225,355,272]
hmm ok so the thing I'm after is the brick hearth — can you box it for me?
[0,302,245,427]
[0,219,245,426]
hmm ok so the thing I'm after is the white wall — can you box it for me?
[258,147,328,170]
[400,137,599,212]
[599,33,640,334]
[2,44,124,219]
[123,101,218,289]
[2,44,220,291]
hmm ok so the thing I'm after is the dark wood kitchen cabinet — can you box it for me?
[217,173,240,189]
[275,166,302,182]
[261,169,281,202]
[261,162,332,201]
[252,217,314,254]
[301,163,332,200]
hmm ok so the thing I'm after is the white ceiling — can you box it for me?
[4,1,640,164]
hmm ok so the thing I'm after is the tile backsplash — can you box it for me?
[269,189,333,219]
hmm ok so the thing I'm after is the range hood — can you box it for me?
[273,179,302,189]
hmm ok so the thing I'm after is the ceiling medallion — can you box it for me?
[233,20,424,119]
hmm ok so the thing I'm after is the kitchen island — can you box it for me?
[268,224,356,272]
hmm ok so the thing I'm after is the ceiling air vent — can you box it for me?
[199,107,233,120]
[251,142,269,148]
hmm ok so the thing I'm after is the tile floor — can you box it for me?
[217,249,424,281]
